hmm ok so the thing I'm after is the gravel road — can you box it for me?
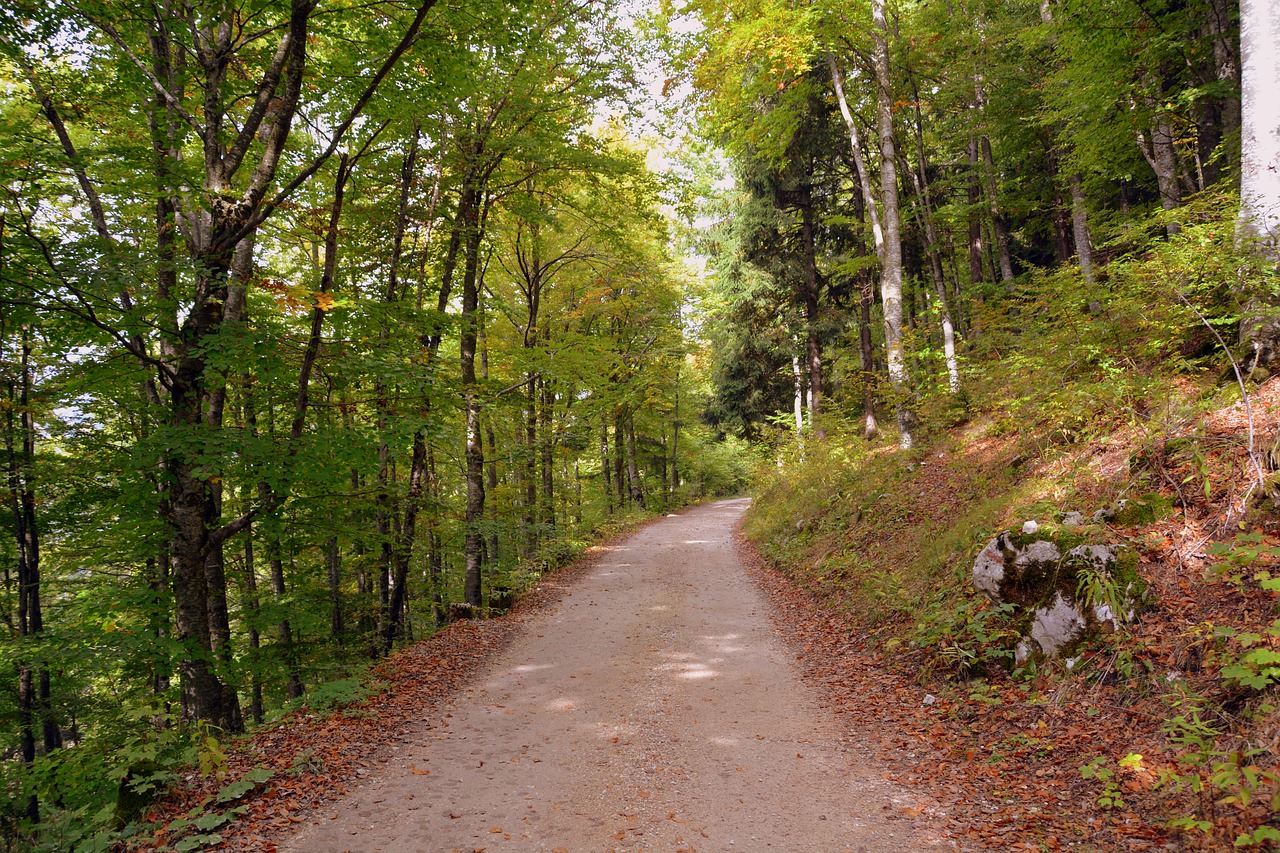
[281,498,948,852]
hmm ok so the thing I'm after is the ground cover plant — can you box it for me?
[740,203,1280,849]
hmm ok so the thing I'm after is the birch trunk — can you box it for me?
[1238,0,1280,255]
[873,0,913,448]
[1236,0,1280,367]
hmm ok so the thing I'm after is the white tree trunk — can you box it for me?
[872,0,912,449]
[792,353,805,439]
[1239,0,1280,256]
[1069,173,1094,284]
[827,53,884,258]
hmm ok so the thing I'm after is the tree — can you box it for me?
[870,0,913,448]
[1236,0,1280,368]
[5,0,440,728]
[1238,0,1280,256]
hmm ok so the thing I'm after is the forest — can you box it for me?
[0,0,1277,848]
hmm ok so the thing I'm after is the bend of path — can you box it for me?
[281,499,954,852]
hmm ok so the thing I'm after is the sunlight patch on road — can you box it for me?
[547,698,578,711]
[514,663,554,673]
[654,656,720,680]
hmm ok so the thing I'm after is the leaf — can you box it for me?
[194,810,234,831]
[174,833,222,852]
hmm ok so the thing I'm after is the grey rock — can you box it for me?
[971,528,1139,662]
[1028,592,1086,657]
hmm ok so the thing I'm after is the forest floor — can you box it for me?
[145,499,961,852]
[145,370,1280,853]
[739,375,1280,851]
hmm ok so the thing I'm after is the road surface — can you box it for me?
[281,498,946,852]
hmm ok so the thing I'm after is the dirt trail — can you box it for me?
[282,499,949,852]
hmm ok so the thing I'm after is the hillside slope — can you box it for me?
[743,372,1280,850]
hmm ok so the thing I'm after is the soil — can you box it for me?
[277,499,956,852]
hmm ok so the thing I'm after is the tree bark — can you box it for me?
[614,417,627,508]
[599,414,613,515]
[1069,173,1095,284]
[327,536,344,648]
[461,194,488,610]
[974,81,1014,282]
[1238,0,1280,256]
[624,414,645,508]
[1236,0,1280,367]
[799,195,824,438]
[4,322,55,822]
[828,54,884,257]
[792,353,805,444]
[540,376,556,530]
[967,137,985,288]
[858,277,880,440]
[905,92,960,394]
[873,0,914,448]
[241,528,264,725]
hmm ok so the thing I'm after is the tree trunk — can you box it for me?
[792,353,805,443]
[424,442,445,627]
[1236,0,1280,366]
[873,0,914,448]
[799,196,824,438]
[1238,0,1280,256]
[1137,90,1184,237]
[1206,0,1240,187]
[828,54,884,257]
[241,531,264,725]
[524,376,539,555]
[381,428,427,651]
[478,306,501,568]
[613,417,627,508]
[1069,173,1095,283]
[669,373,680,499]
[540,375,555,531]
[975,81,1014,282]
[599,415,613,515]
[327,536,344,648]
[4,323,53,822]
[858,277,880,440]
[967,138,985,289]
[905,99,960,394]
[460,195,488,610]
[624,414,645,508]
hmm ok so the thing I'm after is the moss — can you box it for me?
[1008,525,1093,552]
[1110,545,1147,605]
[1111,492,1174,526]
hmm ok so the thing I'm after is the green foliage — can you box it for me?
[1160,691,1280,845]
[1080,756,1124,809]
[915,598,1020,679]
[1207,535,1280,691]
[304,677,370,715]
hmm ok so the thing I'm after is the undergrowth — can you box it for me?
[742,197,1280,848]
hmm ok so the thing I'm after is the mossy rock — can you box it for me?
[972,525,1146,661]
[1110,493,1173,526]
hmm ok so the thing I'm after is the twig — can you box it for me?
[1174,290,1268,497]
